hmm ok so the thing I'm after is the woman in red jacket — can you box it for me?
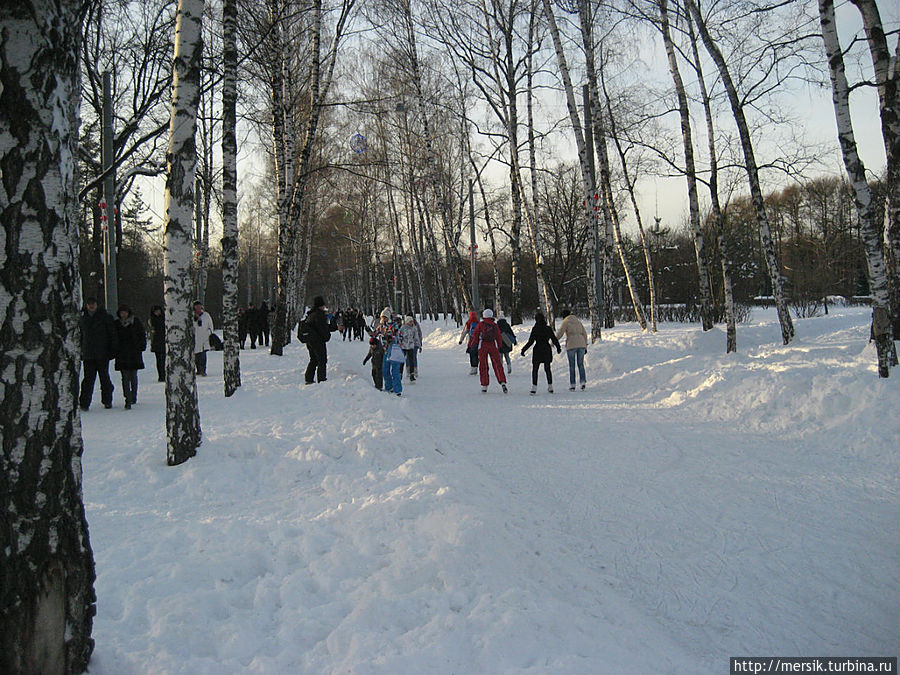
[467,309,508,393]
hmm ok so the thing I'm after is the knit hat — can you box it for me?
[380,307,392,318]
[313,296,326,308]
[405,315,414,324]
[482,308,494,319]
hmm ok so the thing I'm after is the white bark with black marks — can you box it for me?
[819,0,894,376]
[1,1,96,670]
[658,0,714,331]
[164,0,205,463]
[686,0,794,345]
[222,0,241,397]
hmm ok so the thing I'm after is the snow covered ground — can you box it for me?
[80,307,899,674]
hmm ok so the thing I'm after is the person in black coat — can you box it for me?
[520,311,561,394]
[246,302,260,348]
[303,296,335,384]
[259,301,271,347]
[79,296,119,410]
[114,304,146,409]
[149,304,166,381]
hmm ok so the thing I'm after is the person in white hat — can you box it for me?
[466,308,508,393]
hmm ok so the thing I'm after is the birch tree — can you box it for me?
[685,0,795,345]
[849,0,900,339]
[1,0,96,671]
[657,0,714,330]
[541,0,605,340]
[270,0,356,354]
[819,0,894,376]
[222,0,241,396]
[164,0,205,464]
[686,8,737,351]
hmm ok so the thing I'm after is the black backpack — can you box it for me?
[297,317,313,343]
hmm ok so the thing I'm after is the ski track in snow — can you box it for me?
[81,308,899,674]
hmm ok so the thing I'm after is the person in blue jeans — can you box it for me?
[555,308,588,390]
[374,308,403,396]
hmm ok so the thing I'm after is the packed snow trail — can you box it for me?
[81,308,899,673]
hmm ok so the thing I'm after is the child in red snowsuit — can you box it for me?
[467,309,508,393]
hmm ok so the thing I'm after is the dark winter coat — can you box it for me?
[81,307,118,361]
[304,306,332,345]
[363,339,385,366]
[497,318,516,354]
[149,306,165,353]
[115,315,146,371]
[521,322,561,364]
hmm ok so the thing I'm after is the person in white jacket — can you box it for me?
[193,301,215,376]
[555,308,588,390]
[399,315,423,382]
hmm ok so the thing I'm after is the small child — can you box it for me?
[363,337,385,389]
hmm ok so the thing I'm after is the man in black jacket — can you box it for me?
[304,295,334,384]
[79,296,119,410]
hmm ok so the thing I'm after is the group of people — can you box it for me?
[79,297,147,411]
[364,308,422,396]
[237,302,270,349]
[460,307,588,395]
[80,298,218,411]
[79,291,589,409]
[333,308,367,341]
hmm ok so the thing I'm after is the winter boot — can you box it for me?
[481,386,488,393]
[569,385,576,391]
[548,385,554,394]
[501,383,508,394]
[470,366,478,375]
[530,386,536,396]
[581,383,586,390]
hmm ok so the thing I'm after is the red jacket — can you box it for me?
[468,317,502,352]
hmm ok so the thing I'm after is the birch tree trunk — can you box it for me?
[686,0,794,345]
[402,0,471,315]
[1,2,96,670]
[602,80,656,331]
[687,9,737,352]
[819,0,894,376]
[271,0,355,352]
[576,3,618,332]
[164,0,204,464]
[222,0,241,397]
[524,4,554,323]
[658,0,714,331]
[850,0,900,339]
[542,0,603,339]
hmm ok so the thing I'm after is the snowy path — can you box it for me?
[81,310,899,673]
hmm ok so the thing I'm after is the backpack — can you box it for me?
[297,317,313,343]
[480,321,499,344]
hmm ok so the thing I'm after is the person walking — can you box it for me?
[374,307,404,396]
[556,308,588,390]
[79,296,118,410]
[468,309,508,393]
[458,310,480,375]
[520,311,561,395]
[496,317,517,374]
[114,304,146,409]
[302,296,334,384]
[259,301,271,347]
[193,300,215,376]
[363,336,385,389]
[399,315,423,382]
[149,304,166,382]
